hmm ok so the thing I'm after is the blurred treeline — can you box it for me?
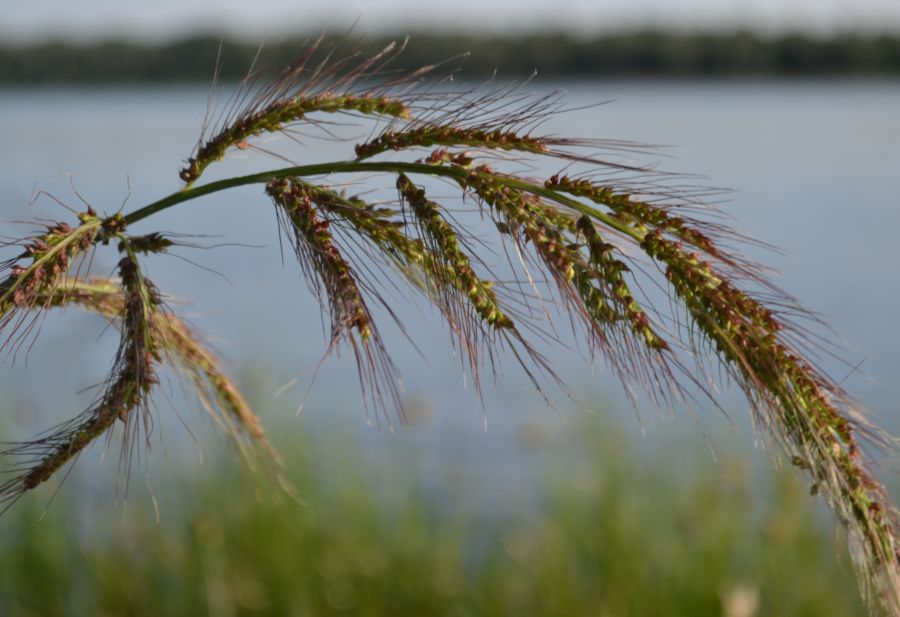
[2,30,900,83]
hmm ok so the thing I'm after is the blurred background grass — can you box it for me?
[0,407,869,617]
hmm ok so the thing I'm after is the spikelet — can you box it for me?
[395,172,534,391]
[396,173,513,331]
[0,211,101,356]
[459,164,680,404]
[2,274,283,495]
[354,84,657,175]
[266,177,401,419]
[639,228,900,611]
[0,253,159,507]
[527,169,900,612]
[356,124,549,160]
[181,39,418,184]
[68,278,279,470]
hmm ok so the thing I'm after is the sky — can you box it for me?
[3,0,900,42]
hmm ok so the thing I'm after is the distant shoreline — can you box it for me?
[2,31,900,83]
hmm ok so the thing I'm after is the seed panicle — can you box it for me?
[3,37,899,615]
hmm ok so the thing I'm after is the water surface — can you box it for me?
[0,81,898,503]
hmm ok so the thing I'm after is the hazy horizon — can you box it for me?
[3,0,900,43]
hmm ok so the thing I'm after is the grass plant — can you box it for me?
[0,37,897,614]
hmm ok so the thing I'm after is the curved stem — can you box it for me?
[123,161,642,242]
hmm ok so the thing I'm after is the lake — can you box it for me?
[1,80,898,506]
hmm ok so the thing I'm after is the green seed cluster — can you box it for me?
[397,173,513,330]
[546,174,718,255]
[266,178,373,341]
[355,125,549,160]
[293,180,516,355]
[578,216,668,351]
[181,94,411,184]
[117,253,162,382]
[469,168,575,276]
[30,277,282,480]
[0,213,100,326]
[641,231,778,345]
[267,179,409,418]
[467,166,667,353]
[43,278,124,315]
[640,228,898,571]
[423,148,474,168]
[296,183,429,267]
[18,254,159,491]
[120,232,173,255]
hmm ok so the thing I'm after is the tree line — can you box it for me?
[2,30,900,83]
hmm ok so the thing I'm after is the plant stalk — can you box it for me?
[124,161,642,242]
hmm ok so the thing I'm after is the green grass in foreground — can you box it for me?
[0,417,869,616]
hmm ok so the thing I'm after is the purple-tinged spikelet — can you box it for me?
[0,254,159,505]
[267,177,402,419]
[397,173,513,332]
[0,212,101,356]
[26,276,282,476]
[181,39,425,185]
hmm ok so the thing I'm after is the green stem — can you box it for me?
[124,161,642,242]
